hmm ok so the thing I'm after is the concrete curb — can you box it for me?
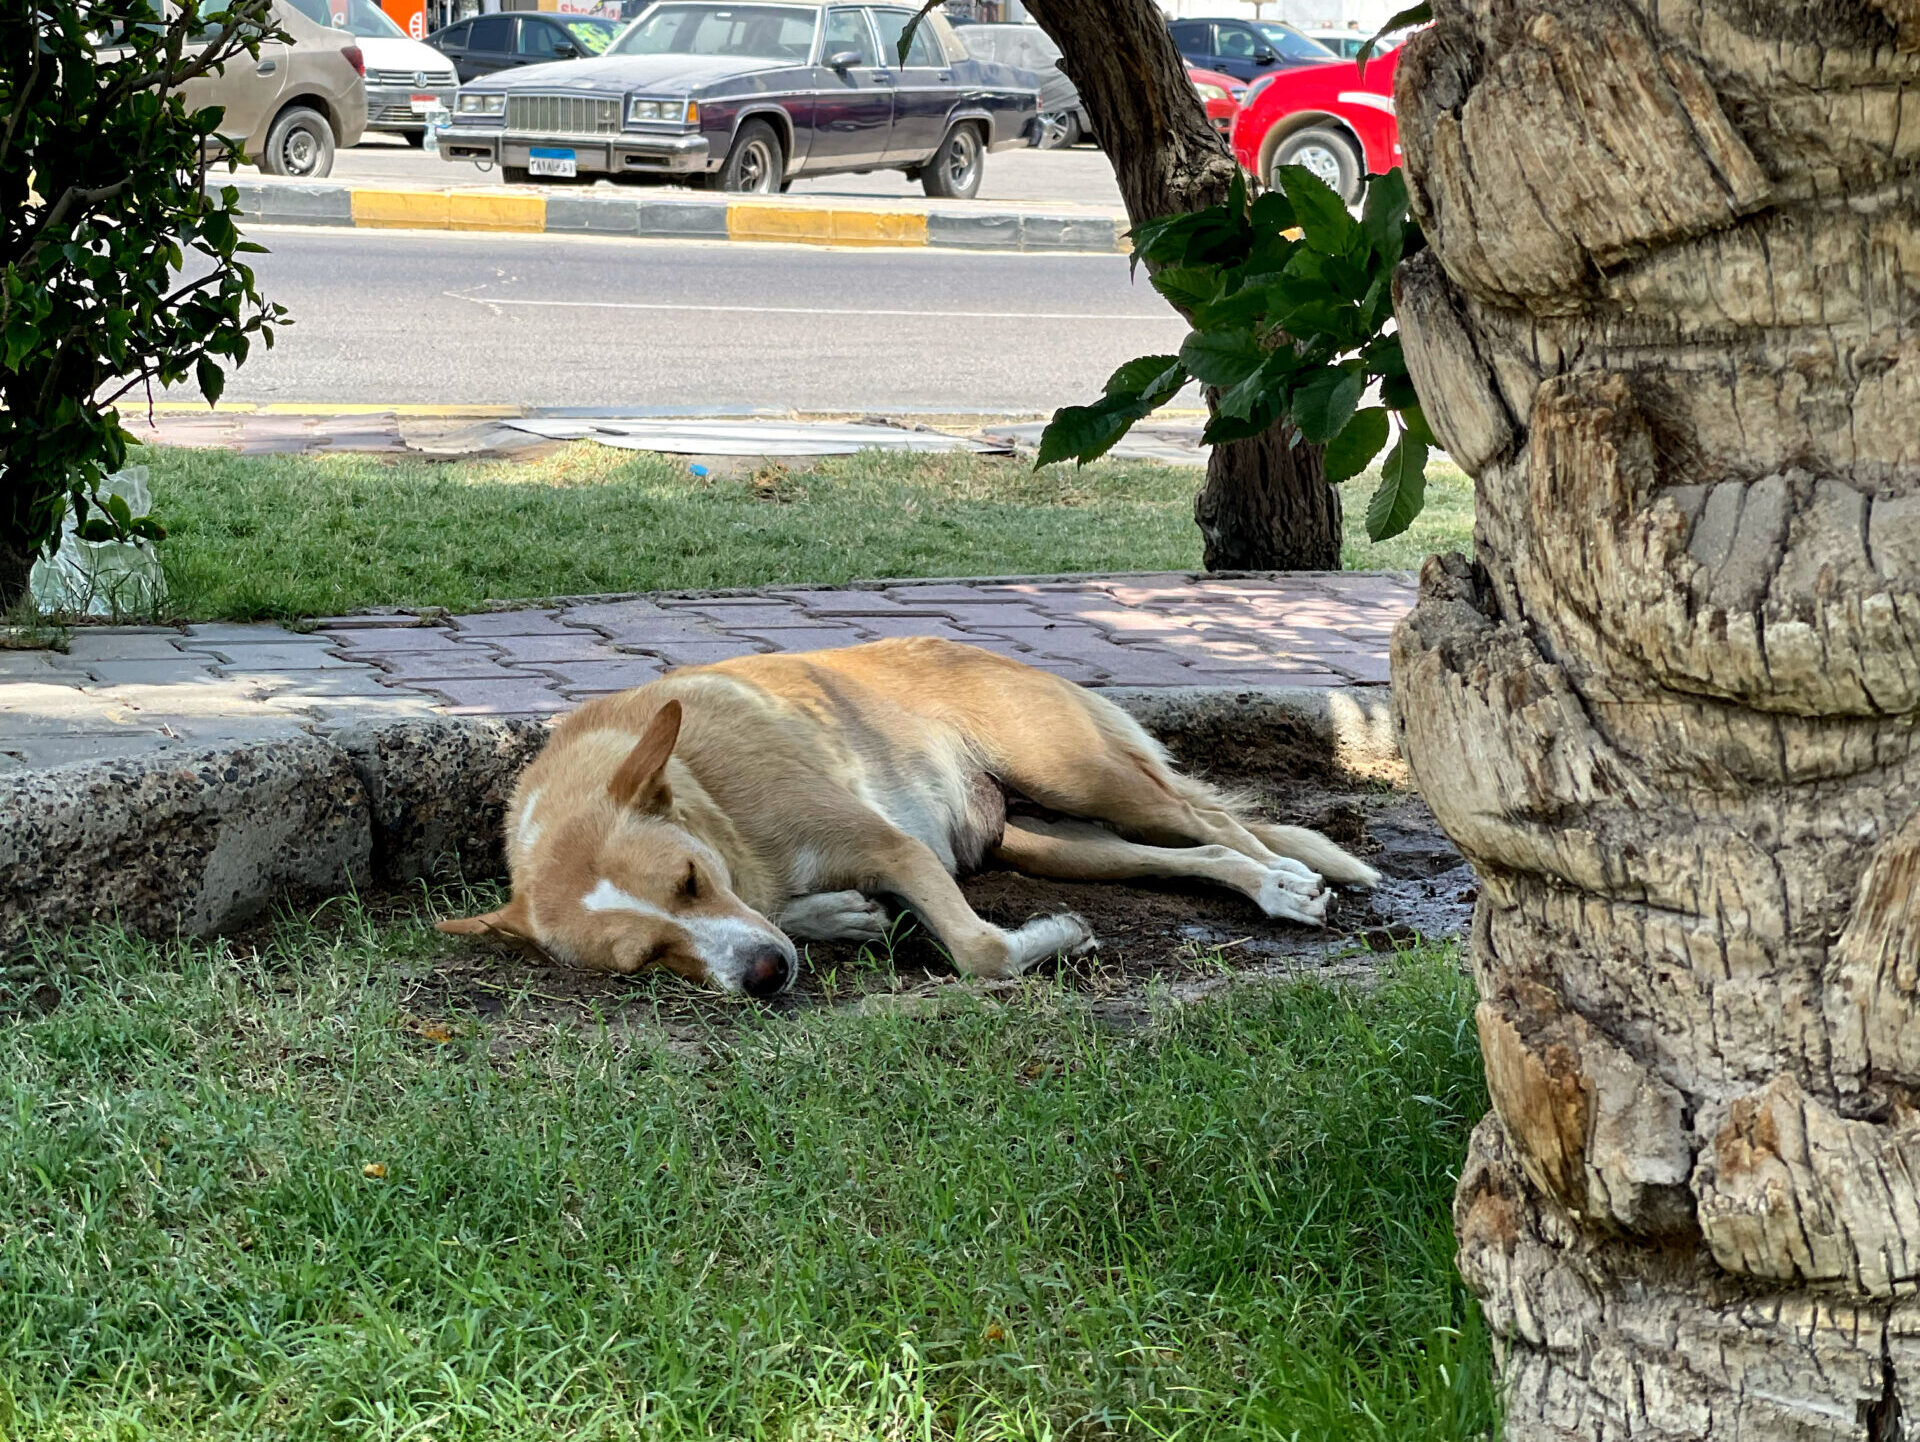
[1,687,1399,948]
[215,178,1129,254]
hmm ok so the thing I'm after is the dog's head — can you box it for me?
[438,699,798,997]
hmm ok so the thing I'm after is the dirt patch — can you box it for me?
[391,773,1471,1042]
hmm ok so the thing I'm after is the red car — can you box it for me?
[1187,65,1245,135]
[1231,47,1400,203]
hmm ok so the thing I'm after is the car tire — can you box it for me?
[921,122,983,200]
[716,118,783,194]
[1272,126,1362,205]
[1037,110,1080,150]
[259,106,336,178]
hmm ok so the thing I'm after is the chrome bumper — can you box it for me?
[366,85,456,130]
[438,129,711,175]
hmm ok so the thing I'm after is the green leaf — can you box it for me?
[1323,407,1391,483]
[1037,394,1157,467]
[1216,354,1283,421]
[1400,404,1440,448]
[1361,166,1410,268]
[1380,372,1420,409]
[1366,435,1428,541]
[1279,164,1360,257]
[1358,2,1429,69]
[1149,266,1223,312]
[197,354,225,405]
[894,0,939,63]
[1104,355,1179,398]
[1180,327,1267,388]
[1249,189,1296,233]
[1291,365,1366,444]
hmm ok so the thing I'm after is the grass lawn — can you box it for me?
[1,899,1494,1441]
[139,445,1474,622]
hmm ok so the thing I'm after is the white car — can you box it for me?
[1304,25,1409,59]
[285,0,459,144]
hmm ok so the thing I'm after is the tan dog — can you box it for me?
[440,638,1379,995]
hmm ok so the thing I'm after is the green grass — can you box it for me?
[138,445,1474,621]
[0,900,1494,1441]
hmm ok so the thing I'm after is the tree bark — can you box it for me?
[1025,0,1343,572]
[1390,2,1920,1434]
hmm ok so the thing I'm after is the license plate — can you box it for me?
[409,94,437,112]
[527,147,577,177]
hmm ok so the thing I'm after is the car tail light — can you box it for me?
[342,44,365,76]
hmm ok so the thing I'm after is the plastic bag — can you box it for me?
[29,467,168,619]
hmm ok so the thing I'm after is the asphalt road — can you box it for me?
[208,226,1184,410]
[311,133,1127,210]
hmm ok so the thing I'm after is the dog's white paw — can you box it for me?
[1257,865,1330,926]
[1009,911,1097,969]
[778,891,891,943]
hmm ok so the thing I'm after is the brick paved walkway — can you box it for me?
[1,572,1413,773]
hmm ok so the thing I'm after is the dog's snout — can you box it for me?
[741,946,792,998]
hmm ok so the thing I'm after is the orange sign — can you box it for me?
[380,0,428,39]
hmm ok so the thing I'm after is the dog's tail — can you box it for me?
[1154,766,1382,888]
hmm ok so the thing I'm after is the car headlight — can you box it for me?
[628,96,696,124]
[456,93,504,115]
[1193,82,1230,104]
[1229,85,1246,102]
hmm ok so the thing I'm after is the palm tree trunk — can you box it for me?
[1392,2,1920,1434]
[1028,0,1341,572]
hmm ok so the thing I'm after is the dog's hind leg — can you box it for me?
[992,818,1329,925]
[858,829,1095,979]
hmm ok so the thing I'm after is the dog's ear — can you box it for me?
[609,698,681,812]
[437,893,535,941]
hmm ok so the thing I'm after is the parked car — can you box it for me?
[299,0,457,145]
[1231,41,1399,203]
[140,0,366,176]
[1302,25,1364,58]
[438,1,1041,198]
[1167,17,1336,82]
[427,12,622,83]
[956,23,1084,148]
[1187,64,1243,135]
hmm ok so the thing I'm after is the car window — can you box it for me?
[870,8,941,65]
[329,0,403,37]
[1216,24,1257,58]
[962,25,1055,70]
[279,0,331,26]
[433,19,471,45]
[563,18,617,52]
[821,8,874,65]
[1252,22,1338,60]
[468,14,513,50]
[1167,21,1207,49]
[613,4,819,59]
[517,18,561,54]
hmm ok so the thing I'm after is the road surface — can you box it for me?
[207,226,1185,411]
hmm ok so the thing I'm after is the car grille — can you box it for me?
[368,67,456,85]
[370,103,424,124]
[506,94,622,136]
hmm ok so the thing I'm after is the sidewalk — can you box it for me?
[1,572,1411,775]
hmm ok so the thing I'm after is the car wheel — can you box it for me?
[259,106,335,178]
[1036,111,1080,150]
[1272,126,1362,205]
[921,123,983,200]
[717,118,783,194]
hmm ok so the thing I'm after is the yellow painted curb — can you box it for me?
[139,401,261,414]
[449,191,547,233]
[350,189,451,229]
[259,403,526,417]
[725,203,928,248]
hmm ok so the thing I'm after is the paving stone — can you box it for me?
[560,599,688,628]
[881,584,1040,605]
[407,678,572,716]
[62,631,197,660]
[309,614,448,630]
[251,669,426,699]
[659,602,814,628]
[70,659,228,686]
[445,610,570,637]
[529,658,667,691]
[922,602,1061,629]
[623,640,768,667]
[180,622,302,645]
[832,615,975,641]
[361,653,529,684]
[728,626,871,651]
[483,633,622,664]
[325,627,471,654]
[778,590,941,615]
[202,643,365,671]
[0,652,93,682]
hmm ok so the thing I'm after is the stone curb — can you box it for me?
[214,178,1128,254]
[1,687,1398,949]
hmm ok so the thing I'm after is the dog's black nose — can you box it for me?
[741,948,792,998]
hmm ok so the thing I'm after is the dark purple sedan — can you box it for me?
[437,0,1041,199]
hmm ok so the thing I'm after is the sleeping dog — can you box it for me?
[440,638,1378,994]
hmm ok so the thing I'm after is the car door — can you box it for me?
[809,7,894,171]
[181,4,292,149]
[515,16,577,66]
[428,17,472,71]
[1167,20,1214,71]
[458,13,515,79]
[870,6,949,163]
[1210,22,1275,82]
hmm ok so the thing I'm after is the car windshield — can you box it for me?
[330,0,404,38]
[612,3,819,58]
[963,25,1059,69]
[1250,22,1337,60]
[562,17,617,51]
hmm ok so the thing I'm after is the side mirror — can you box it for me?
[1252,47,1277,63]
[553,41,578,57]
[827,49,863,70]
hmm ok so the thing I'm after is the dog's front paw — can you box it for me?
[1257,865,1330,926]
[1008,911,1097,969]
[778,891,891,942]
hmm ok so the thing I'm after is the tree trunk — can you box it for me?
[1026,0,1343,572]
[0,535,33,613]
[1390,2,1920,1435]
